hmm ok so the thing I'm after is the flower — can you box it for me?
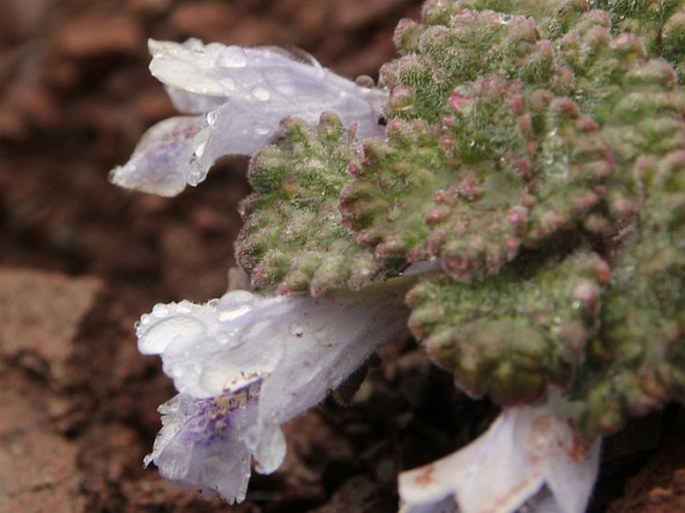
[137,279,410,502]
[398,403,601,513]
[143,390,258,502]
[110,38,388,197]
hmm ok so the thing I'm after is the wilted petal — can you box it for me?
[399,403,601,513]
[108,116,202,196]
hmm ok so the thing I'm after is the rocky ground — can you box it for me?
[0,1,683,512]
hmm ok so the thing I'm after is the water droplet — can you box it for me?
[219,304,252,321]
[205,111,217,127]
[188,157,203,186]
[276,83,296,95]
[355,75,375,88]
[216,48,247,68]
[251,86,271,101]
[152,304,169,318]
[194,136,207,158]
[219,76,236,91]
[177,303,192,314]
[186,38,204,51]
[216,331,237,346]
[290,323,304,337]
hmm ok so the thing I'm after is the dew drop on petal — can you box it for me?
[152,304,169,318]
[216,48,247,68]
[275,83,296,96]
[188,157,203,186]
[219,304,253,322]
[194,137,207,158]
[185,38,204,51]
[175,302,192,314]
[251,87,271,101]
[355,75,375,88]
[139,315,207,354]
[219,77,237,91]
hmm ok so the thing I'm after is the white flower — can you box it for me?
[110,38,388,197]
[399,403,601,513]
[137,279,410,503]
[143,390,258,502]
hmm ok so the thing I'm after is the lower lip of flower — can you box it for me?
[183,381,261,446]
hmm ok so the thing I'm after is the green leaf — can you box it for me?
[236,114,387,295]
[407,250,609,405]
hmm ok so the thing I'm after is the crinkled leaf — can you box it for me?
[236,113,392,295]
[380,8,573,123]
[562,151,685,435]
[386,0,685,436]
[341,76,613,279]
[407,250,609,405]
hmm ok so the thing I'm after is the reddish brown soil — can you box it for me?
[0,1,683,512]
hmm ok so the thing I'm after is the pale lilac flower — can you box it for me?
[137,280,410,502]
[399,403,601,513]
[110,38,388,197]
[143,390,258,502]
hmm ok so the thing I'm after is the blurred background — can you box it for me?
[0,1,683,512]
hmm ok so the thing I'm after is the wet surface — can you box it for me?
[0,1,683,511]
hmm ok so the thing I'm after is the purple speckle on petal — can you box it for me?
[183,381,261,446]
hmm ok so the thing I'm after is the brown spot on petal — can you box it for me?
[414,463,436,487]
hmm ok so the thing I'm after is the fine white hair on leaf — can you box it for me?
[111,38,389,196]
[399,403,601,513]
[138,278,412,501]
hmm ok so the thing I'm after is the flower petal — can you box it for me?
[399,403,600,513]
[113,39,388,195]
[138,279,412,490]
[145,391,257,503]
[164,84,226,114]
[108,116,201,197]
[137,291,288,398]
[148,38,388,185]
